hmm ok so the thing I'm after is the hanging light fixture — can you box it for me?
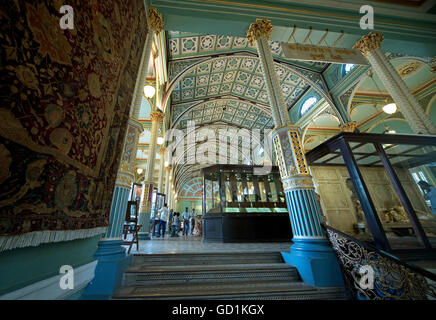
[382,103,397,114]
[143,85,156,99]
[157,136,164,145]
[137,168,143,174]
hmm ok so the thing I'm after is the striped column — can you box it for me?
[247,19,343,287]
[354,32,436,135]
[138,110,164,239]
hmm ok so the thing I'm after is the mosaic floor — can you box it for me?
[123,235,293,254]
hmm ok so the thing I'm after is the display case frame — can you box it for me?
[201,164,291,242]
[306,132,436,254]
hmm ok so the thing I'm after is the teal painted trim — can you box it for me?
[0,235,101,296]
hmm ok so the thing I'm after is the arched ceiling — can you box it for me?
[169,54,318,111]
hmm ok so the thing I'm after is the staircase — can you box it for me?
[112,251,348,300]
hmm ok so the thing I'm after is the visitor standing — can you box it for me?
[190,208,196,235]
[157,203,169,238]
[171,213,180,237]
[182,207,190,236]
[418,181,436,216]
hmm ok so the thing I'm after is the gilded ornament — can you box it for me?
[148,8,164,34]
[340,121,358,132]
[150,110,164,122]
[354,32,384,57]
[397,62,420,77]
[246,18,273,44]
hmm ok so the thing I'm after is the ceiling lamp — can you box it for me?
[382,103,397,114]
[164,161,169,167]
[137,168,143,174]
[157,136,164,145]
[143,85,156,99]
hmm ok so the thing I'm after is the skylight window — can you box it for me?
[344,64,356,74]
[301,97,317,115]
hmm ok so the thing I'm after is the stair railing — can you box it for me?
[323,224,436,300]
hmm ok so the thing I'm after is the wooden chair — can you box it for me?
[122,200,142,254]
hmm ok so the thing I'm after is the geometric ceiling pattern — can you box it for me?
[170,56,308,109]
[173,99,274,130]
[168,31,329,71]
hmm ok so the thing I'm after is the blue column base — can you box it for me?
[281,238,344,287]
[80,240,132,300]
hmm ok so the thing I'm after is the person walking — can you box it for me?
[157,203,169,238]
[182,207,190,236]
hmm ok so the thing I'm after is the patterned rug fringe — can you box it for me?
[0,227,107,252]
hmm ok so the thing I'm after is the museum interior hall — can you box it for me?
[1,0,436,300]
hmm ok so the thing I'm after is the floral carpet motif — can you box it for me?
[0,0,147,240]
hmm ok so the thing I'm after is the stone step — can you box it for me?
[112,280,348,300]
[123,263,299,286]
[131,251,283,266]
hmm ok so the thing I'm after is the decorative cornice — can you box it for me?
[354,32,384,57]
[147,7,164,34]
[340,121,358,132]
[150,110,164,122]
[246,18,273,44]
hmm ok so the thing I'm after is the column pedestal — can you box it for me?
[81,240,132,300]
[282,239,343,287]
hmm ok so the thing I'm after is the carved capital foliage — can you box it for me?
[159,147,166,155]
[340,121,358,132]
[246,18,273,44]
[148,7,164,34]
[150,110,164,122]
[354,32,384,56]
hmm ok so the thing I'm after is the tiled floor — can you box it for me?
[123,235,293,254]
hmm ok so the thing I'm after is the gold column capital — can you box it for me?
[340,121,358,132]
[246,18,273,44]
[150,110,164,122]
[148,7,164,34]
[354,32,384,57]
[159,147,166,155]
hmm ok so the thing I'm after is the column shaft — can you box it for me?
[246,18,343,287]
[354,32,436,135]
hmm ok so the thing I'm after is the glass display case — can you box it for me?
[306,132,436,253]
[201,164,292,242]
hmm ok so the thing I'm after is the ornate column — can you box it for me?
[164,165,171,204]
[247,19,343,287]
[138,110,164,239]
[157,147,166,193]
[354,32,436,135]
[82,119,142,299]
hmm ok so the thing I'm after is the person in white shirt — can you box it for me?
[182,207,191,236]
[157,203,169,238]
